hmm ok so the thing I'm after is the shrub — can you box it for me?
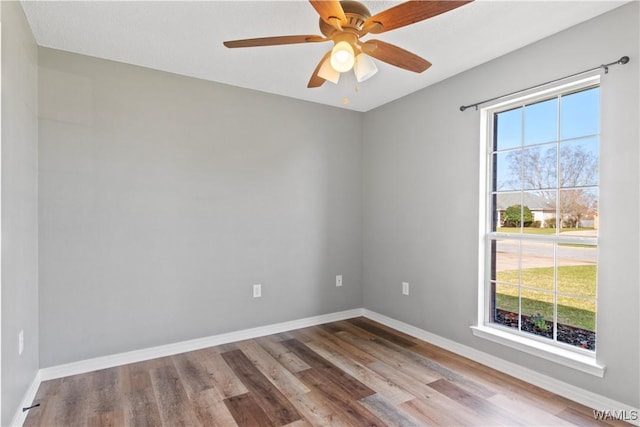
[503,205,533,227]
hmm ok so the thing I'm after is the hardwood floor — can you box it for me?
[24,317,630,426]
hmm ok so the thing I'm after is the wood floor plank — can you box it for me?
[25,319,624,427]
[288,390,354,427]
[23,378,62,427]
[281,338,375,400]
[88,367,123,417]
[234,339,310,398]
[358,393,422,426]
[149,364,199,426]
[346,317,418,348]
[304,338,415,405]
[172,351,217,397]
[428,378,526,425]
[293,324,378,365]
[222,349,302,426]
[488,393,575,426]
[334,330,442,384]
[192,388,239,427]
[283,418,313,427]
[337,321,494,399]
[365,360,443,400]
[370,335,496,399]
[195,347,249,398]
[400,396,491,426]
[255,335,312,373]
[557,406,606,426]
[124,388,163,427]
[297,369,386,427]
[224,393,274,427]
[54,374,93,426]
[411,340,570,412]
[557,406,624,427]
[87,409,125,427]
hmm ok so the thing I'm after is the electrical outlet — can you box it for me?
[18,330,24,356]
[253,284,262,298]
[402,282,409,295]
[336,275,343,287]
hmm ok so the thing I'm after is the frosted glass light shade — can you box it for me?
[354,53,378,82]
[318,56,340,84]
[330,41,355,72]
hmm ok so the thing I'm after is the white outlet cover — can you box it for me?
[402,282,409,295]
[253,284,262,298]
[336,275,343,287]
[18,330,24,355]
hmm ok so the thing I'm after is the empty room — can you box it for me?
[2,0,639,425]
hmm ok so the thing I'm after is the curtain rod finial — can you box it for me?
[460,106,467,111]
[619,56,630,65]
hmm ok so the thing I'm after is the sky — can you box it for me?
[493,87,600,193]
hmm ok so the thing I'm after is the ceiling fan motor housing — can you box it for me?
[319,0,372,37]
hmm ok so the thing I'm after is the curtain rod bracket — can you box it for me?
[460,55,630,112]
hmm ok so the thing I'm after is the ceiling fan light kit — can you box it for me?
[223,0,473,90]
[318,56,341,84]
[330,40,356,72]
[354,53,378,83]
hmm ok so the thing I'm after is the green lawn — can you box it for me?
[497,227,595,235]
[496,265,596,331]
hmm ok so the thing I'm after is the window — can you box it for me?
[478,76,600,360]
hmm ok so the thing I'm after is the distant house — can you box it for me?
[495,192,555,227]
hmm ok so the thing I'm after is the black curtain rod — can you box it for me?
[459,56,630,112]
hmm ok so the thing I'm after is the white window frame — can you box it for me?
[472,73,606,377]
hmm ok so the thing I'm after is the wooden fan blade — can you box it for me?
[362,40,431,73]
[308,51,332,88]
[364,1,473,34]
[223,35,328,48]
[309,0,347,25]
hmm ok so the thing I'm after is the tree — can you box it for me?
[503,205,533,227]
[505,145,598,228]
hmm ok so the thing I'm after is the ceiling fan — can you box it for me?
[223,0,473,88]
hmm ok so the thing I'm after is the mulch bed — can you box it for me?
[494,309,595,350]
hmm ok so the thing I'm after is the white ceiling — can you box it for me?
[21,0,628,112]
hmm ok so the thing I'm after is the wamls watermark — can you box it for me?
[593,409,639,422]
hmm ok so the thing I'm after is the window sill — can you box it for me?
[471,325,605,377]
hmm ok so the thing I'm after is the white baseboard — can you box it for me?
[14,308,363,426]
[15,307,639,426]
[38,308,364,381]
[10,370,42,427]
[362,309,640,426]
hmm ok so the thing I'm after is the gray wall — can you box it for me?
[35,0,639,410]
[38,48,363,367]
[363,2,639,407]
[1,1,39,425]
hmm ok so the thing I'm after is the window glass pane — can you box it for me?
[496,107,522,150]
[557,296,596,350]
[557,246,597,297]
[486,82,599,353]
[494,283,519,329]
[521,290,554,339]
[561,87,600,140]
[522,145,557,190]
[559,187,598,235]
[496,193,524,231]
[494,151,519,191]
[524,98,558,145]
[523,190,556,230]
[494,239,520,284]
[560,137,599,187]
[521,242,554,291]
